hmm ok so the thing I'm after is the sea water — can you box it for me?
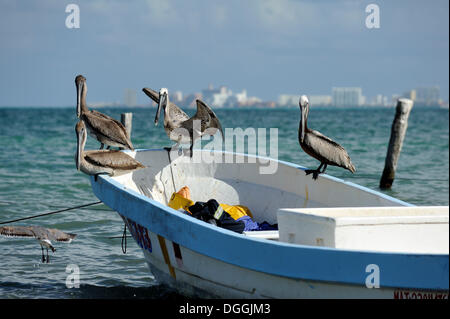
[0,106,448,298]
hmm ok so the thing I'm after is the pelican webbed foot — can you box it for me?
[305,169,320,180]
[305,163,327,180]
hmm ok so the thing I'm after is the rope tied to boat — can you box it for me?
[0,201,103,225]
[121,223,127,254]
[166,148,178,196]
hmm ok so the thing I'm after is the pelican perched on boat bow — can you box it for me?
[298,95,355,180]
[143,87,224,157]
[0,225,76,263]
[75,75,134,150]
[75,120,145,180]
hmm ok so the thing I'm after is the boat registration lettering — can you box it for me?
[124,217,152,252]
[393,290,448,299]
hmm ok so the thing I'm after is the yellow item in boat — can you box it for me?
[220,204,253,220]
[168,192,194,212]
[168,185,253,220]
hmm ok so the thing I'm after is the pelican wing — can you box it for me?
[83,112,133,149]
[0,226,36,238]
[305,129,355,171]
[90,110,128,132]
[196,99,224,140]
[84,150,145,170]
[169,103,190,122]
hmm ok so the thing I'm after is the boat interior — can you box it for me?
[111,150,417,242]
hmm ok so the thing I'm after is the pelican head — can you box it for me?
[155,88,169,126]
[75,120,87,171]
[75,75,87,118]
[299,95,309,143]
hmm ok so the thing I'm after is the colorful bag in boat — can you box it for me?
[188,199,245,234]
[168,191,253,219]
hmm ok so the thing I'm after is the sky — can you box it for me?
[0,0,448,106]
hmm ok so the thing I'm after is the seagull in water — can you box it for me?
[143,87,224,157]
[298,95,356,180]
[0,226,77,263]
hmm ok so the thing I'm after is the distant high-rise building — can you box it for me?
[124,88,137,107]
[403,89,417,101]
[415,86,440,106]
[278,94,300,107]
[170,91,183,104]
[309,95,332,106]
[332,87,363,107]
[202,85,232,107]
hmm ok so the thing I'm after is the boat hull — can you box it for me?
[90,149,449,299]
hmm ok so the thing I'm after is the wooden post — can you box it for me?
[121,113,133,138]
[379,98,414,189]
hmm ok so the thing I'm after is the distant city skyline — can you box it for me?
[0,1,448,107]
[87,83,444,109]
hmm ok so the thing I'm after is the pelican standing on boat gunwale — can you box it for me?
[75,75,134,150]
[0,225,76,263]
[298,95,356,180]
[143,87,224,157]
[75,120,145,180]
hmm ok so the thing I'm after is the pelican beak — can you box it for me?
[76,80,82,118]
[155,93,166,125]
[300,107,306,143]
[76,136,81,171]
[75,122,85,171]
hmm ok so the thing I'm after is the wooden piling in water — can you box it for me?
[121,112,133,138]
[379,98,414,189]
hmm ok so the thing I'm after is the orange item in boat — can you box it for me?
[177,186,191,200]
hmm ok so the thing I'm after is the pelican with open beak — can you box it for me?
[143,87,224,156]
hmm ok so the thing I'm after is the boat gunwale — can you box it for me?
[91,149,448,291]
[124,148,414,208]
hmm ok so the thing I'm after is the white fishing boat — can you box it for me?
[90,149,449,299]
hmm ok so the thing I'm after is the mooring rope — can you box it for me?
[121,223,127,254]
[0,201,102,225]
[166,148,178,195]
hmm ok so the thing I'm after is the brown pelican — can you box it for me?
[0,225,76,263]
[143,87,224,157]
[298,95,356,180]
[75,75,134,150]
[75,120,145,180]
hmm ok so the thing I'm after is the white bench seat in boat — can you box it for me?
[243,230,279,240]
[277,206,449,254]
